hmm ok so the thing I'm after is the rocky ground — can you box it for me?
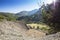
[0,21,60,40]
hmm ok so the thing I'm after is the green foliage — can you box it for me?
[0,15,6,21]
[17,13,42,24]
[41,4,55,34]
[42,4,52,24]
[41,2,60,34]
[0,12,17,21]
[37,26,39,29]
[0,15,5,19]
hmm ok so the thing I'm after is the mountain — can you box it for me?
[16,11,29,17]
[16,9,38,17]
[30,8,43,22]
[28,9,38,15]
[17,8,43,23]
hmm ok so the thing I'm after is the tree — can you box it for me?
[41,0,60,33]
[50,0,60,32]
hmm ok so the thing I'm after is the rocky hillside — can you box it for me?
[0,21,27,40]
[0,21,60,40]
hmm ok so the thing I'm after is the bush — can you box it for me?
[0,12,17,21]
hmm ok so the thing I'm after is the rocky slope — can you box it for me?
[0,21,27,40]
[0,21,60,40]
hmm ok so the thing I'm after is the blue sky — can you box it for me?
[0,0,53,13]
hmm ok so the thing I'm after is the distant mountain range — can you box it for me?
[16,9,38,17]
[0,8,43,23]
[17,8,43,23]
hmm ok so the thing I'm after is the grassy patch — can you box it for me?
[27,23,50,32]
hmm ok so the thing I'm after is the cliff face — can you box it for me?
[0,21,60,40]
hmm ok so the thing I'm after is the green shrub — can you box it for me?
[0,12,17,21]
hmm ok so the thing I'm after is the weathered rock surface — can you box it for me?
[0,21,60,40]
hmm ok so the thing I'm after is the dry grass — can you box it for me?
[27,23,50,29]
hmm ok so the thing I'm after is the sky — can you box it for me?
[0,0,53,13]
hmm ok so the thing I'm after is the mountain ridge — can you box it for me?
[16,9,38,17]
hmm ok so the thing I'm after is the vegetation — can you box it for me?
[27,23,50,30]
[0,12,17,21]
[17,13,42,24]
[41,0,60,34]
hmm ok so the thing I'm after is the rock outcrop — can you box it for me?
[0,21,60,40]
